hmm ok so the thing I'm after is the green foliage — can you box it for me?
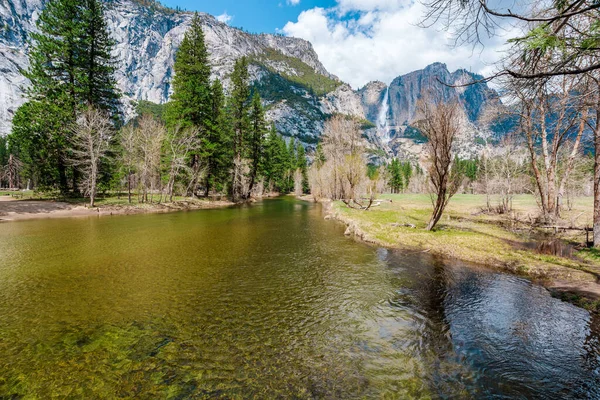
[454,157,478,182]
[296,142,309,194]
[251,66,326,143]
[0,137,8,168]
[204,79,233,194]
[360,119,377,130]
[10,0,119,193]
[80,0,121,117]
[262,125,292,193]
[314,142,326,168]
[8,100,70,190]
[26,0,119,115]
[132,100,168,123]
[514,25,566,53]
[167,13,211,129]
[130,0,176,14]
[247,92,268,192]
[387,158,412,193]
[402,126,428,143]
[230,56,251,153]
[251,49,341,97]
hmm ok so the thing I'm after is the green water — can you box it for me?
[0,197,599,398]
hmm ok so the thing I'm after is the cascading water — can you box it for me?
[377,87,391,144]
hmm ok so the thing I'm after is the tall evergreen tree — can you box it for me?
[167,13,211,128]
[11,0,119,193]
[246,92,267,198]
[204,79,231,195]
[262,125,289,193]
[230,56,251,201]
[286,138,297,192]
[167,13,212,195]
[26,0,83,111]
[315,142,326,168]
[81,0,120,116]
[296,144,309,194]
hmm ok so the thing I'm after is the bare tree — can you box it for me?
[136,115,166,203]
[70,108,113,207]
[416,99,464,230]
[119,125,138,204]
[308,115,378,208]
[164,125,200,202]
[321,115,366,201]
[2,154,22,189]
[507,76,588,221]
[421,0,600,81]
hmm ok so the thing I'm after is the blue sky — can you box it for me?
[160,0,337,33]
[159,0,515,88]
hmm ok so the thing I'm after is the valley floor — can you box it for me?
[0,192,234,222]
[325,194,600,312]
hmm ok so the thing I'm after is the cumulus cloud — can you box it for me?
[282,1,517,88]
[287,0,301,5]
[216,12,233,24]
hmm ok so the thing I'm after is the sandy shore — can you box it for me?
[0,196,234,222]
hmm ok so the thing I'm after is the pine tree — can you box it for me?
[286,138,297,192]
[26,0,83,111]
[296,144,309,194]
[11,0,119,193]
[387,158,404,193]
[81,0,120,116]
[22,0,84,191]
[9,101,69,189]
[204,79,231,195]
[262,125,289,193]
[230,56,251,201]
[246,92,267,198]
[167,13,212,195]
[401,162,412,190]
[167,13,211,129]
[315,142,326,168]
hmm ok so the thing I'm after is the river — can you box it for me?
[0,197,599,398]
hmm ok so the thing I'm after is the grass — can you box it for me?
[332,194,600,304]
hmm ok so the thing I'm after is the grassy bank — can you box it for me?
[329,194,600,311]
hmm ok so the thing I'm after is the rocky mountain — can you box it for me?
[359,63,501,161]
[0,0,502,159]
[0,0,362,140]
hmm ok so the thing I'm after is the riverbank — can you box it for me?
[0,194,234,222]
[321,194,600,312]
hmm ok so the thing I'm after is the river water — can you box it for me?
[0,197,599,398]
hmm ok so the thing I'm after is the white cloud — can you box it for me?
[282,1,518,88]
[287,0,301,5]
[216,12,233,24]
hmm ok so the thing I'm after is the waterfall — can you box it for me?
[377,87,390,144]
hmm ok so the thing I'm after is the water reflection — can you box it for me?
[0,197,598,398]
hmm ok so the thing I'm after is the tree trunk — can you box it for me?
[426,190,447,231]
[594,108,600,247]
[127,170,132,204]
[58,158,68,194]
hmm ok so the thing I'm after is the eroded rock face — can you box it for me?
[387,62,499,127]
[0,0,356,139]
[358,81,387,123]
[320,84,364,118]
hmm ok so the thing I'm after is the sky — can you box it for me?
[160,0,518,89]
